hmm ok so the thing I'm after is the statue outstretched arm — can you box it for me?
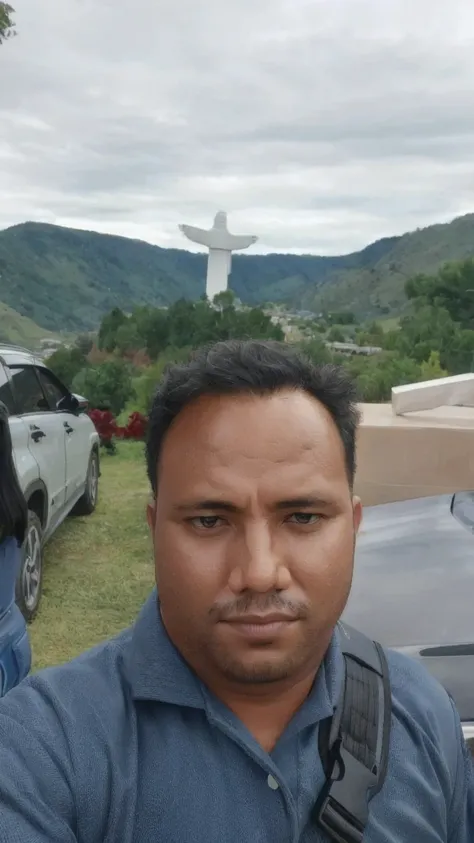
[227,234,258,251]
[179,224,213,247]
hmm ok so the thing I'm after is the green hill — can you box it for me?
[0,221,399,331]
[0,301,57,349]
[303,213,474,315]
[1,213,474,331]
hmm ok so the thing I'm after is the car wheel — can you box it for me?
[71,450,99,516]
[16,511,43,623]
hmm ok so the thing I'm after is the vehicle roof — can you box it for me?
[0,344,43,367]
[342,492,474,720]
[344,493,474,649]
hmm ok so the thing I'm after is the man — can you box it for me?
[0,339,472,842]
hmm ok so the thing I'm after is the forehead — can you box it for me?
[159,390,348,490]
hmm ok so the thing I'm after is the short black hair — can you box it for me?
[146,339,360,496]
[0,402,28,545]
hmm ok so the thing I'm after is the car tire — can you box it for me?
[16,511,43,623]
[71,450,99,516]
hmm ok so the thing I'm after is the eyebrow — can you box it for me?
[173,496,332,513]
[274,496,332,510]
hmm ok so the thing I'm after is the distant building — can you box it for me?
[39,338,62,350]
[326,341,382,357]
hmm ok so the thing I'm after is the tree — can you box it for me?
[75,334,94,356]
[327,326,346,343]
[328,311,356,325]
[233,307,284,342]
[405,260,474,329]
[114,321,143,356]
[213,290,235,311]
[72,360,134,416]
[393,305,456,364]
[0,3,15,44]
[133,347,192,414]
[419,351,448,381]
[299,337,332,365]
[98,307,128,352]
[441,329,474,374]
[168,299,198,348]
[46,346,89,389]
[342,352,422,402]
[133,306,169,360]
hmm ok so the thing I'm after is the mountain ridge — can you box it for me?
[1,213,474,332]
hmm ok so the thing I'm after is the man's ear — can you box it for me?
[352,496,363,534]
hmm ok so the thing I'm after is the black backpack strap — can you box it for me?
[314,624,391,843]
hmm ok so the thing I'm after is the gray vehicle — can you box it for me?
[343,491,474,753]
[0,344,100,621]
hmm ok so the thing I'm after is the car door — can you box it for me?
[35,366,90,505]
[0,364,39,496]
[7,365,67,531]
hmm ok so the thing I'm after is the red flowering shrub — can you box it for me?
[88,409,117,444]
[122,412,148,440]
[88,409,148,447]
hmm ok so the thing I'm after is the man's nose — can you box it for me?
[228,523,289,593]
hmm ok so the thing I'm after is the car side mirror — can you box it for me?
[57,393,80,414]
[72,393,90,413]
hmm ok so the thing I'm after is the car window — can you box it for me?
[8,366,50,414]
[0,364,15,415]
[36,367,68,411]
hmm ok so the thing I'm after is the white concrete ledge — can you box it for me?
[391,373,474,415]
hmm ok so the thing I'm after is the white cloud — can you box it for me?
[1,0,474,253]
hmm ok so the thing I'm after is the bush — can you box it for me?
[72,360,135,416]
[344,353,422,402]
[327,326,346,343]
[131,347,194,415]
[298,337,332,364]
[89,409,148,448]
[46,346,88,389]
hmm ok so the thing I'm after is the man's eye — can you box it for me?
[288,513,320,525]
[190,516,223,530]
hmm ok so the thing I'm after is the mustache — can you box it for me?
[209,592,309,622]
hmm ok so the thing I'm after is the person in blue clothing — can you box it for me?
[0,400,31,696]
[0,340,472,843]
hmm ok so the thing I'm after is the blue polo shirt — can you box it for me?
[0,591,472,842]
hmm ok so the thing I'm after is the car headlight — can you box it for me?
[462,723,474,754]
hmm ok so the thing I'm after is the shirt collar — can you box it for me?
[124,589,205,708]
[286,626,343,735]
[124,589,343,725]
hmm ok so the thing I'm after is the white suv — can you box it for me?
[0,345,100,621]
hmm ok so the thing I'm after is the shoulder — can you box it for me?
[0,627,137,813]
[359,647,473,841]
[382,648,466,814]
[385,648,460,755]
[0,630,138,837]
[358,648,473,841]
[0,626,134,735]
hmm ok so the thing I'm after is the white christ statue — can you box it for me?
[179,211,258,300]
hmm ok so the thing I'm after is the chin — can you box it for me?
[217,652,300,685]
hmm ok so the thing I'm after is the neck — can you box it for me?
[205,663,322,753]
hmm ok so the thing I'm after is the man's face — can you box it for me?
[148,390,362,688]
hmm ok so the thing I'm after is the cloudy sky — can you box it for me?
[1,0,474,254]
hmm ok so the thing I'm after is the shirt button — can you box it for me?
[267,774,279,790]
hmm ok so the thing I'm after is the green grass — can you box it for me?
[29,441,155,671]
